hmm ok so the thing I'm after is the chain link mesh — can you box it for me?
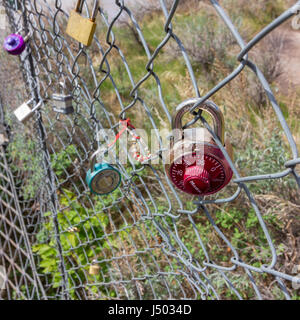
[0,0,300,300]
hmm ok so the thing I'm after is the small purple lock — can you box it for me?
[3,34,26,55]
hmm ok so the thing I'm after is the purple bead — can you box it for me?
[3,34,26,55]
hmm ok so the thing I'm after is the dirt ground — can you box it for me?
[277,25,300,91]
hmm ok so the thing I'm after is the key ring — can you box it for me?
[117,119,155,164]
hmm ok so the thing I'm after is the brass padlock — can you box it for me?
[89,260,100,275]
[66,0,99,47]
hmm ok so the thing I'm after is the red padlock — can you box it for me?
[165,98,233,196]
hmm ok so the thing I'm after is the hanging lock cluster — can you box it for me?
[85,118,158,196]
[165,98,233,196]
[66,0,99,47]
[85,120,136,196]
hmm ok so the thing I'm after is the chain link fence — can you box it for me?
[0,0,300,300]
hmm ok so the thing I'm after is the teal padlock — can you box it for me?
[86,150,121,195]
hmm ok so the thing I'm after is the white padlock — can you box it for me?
[14,99,43,124]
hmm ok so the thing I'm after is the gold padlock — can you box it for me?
[89,260,100,275]
[66,0,99,47]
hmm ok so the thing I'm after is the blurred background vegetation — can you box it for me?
[1,0,299,300]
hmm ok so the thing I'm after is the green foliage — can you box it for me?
[215,208,243,229]
[51,145,77,179]
[224,0,286,34]
[8,130,43,200]
[33,189,115,299]
[172,12,238,73]
[236,130,296,194]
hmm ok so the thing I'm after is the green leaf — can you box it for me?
[67,233,77,248]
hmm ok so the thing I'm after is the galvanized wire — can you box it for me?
[0,0,299,300]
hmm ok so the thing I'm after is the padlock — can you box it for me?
[52,82,74,114]
[3,33,28,55]
[14,100,43,124]
[165,98,233,196]
[89,260,100,275]
[66,0,99,47]
[86,149,121,195]
[52,93,73,114]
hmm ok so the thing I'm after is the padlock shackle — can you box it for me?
[26,98,34,105]
[58,81,70,95]
[75,0,84,13]
[75,0,99,21]
[15,27,30,42]
[25,98,43,111]
[91,0,99,22]
[90,144,109,172]
[59,81,66,89]
[31,100,43,112]
[90,149,102,172]
[172,98,225,145]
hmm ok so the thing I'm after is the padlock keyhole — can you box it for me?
[7,38,17,45]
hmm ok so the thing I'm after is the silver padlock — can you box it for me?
[52,82,74,114]
[52,94,74,114]
[14,99,43,124]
